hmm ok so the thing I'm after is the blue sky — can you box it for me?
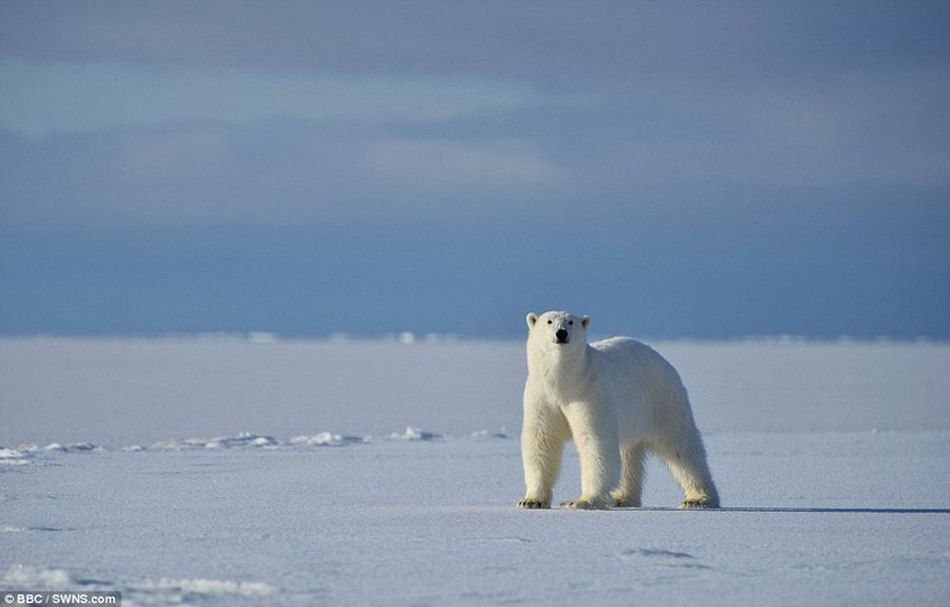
[1,2,948,338]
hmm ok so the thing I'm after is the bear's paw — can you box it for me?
[518,498,550,509]
[680,497,718,509]
[560,497,609,510]
[611,491,641,508]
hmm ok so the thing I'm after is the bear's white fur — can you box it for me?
[518,311,719,510]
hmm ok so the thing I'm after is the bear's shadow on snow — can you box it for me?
[614,506,950,514]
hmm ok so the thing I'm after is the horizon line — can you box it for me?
[0,331,946,345]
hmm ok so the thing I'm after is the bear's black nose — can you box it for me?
[555,329,568,341]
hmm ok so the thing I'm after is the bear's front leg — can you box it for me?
[560,400,620,510]
[519,391,570,509]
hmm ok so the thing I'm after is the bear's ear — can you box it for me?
[526,312,538,329]
[581,315,590,329]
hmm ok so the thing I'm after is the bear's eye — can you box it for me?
[568,320,574,325]
[547,320,552,325]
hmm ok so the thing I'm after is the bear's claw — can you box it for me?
[518,498,548,509]
[681,498,716,509]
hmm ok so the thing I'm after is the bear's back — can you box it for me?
[590,336,656,361]
[589,336,686,404]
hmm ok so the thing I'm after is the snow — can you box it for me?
[470,429,509,440]
[1,339,949,605]
[0,447,25,459]
[151,432,280,451]
[391,426,442,441]
[1,564,276,604]
[289,432,365,447]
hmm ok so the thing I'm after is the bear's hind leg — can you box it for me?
[611,442,647,507]
[655,433,719,509]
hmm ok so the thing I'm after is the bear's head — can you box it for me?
[525,310,590,350]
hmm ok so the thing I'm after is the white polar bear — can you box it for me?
[518,311,719,510]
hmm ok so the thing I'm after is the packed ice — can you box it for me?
[1,339,948,605]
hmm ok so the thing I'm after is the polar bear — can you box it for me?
[518,311,719,510]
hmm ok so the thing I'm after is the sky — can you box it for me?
[0,1,948,339]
